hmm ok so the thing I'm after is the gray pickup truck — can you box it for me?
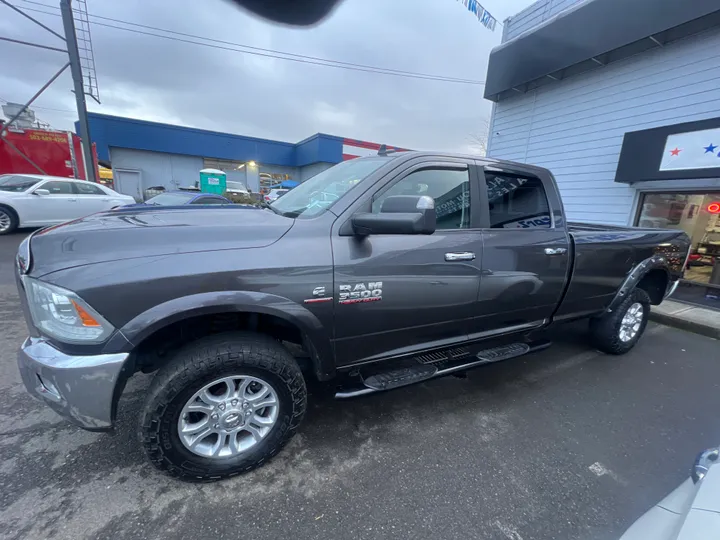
[16,151,690,481]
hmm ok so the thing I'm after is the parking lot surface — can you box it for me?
[1,231,719,540]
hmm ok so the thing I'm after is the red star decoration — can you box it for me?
[670,147,681,156]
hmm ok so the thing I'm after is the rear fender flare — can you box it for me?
[606,255,670,313]
[112,291,335,380]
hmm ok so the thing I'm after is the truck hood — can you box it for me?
[28,206,294,276]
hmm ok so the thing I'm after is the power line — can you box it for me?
[0,94,75,114]
[15,1,485,85]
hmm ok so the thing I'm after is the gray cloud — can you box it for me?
[1,0,535,153]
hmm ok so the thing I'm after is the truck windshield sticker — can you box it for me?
[338,282,383,304]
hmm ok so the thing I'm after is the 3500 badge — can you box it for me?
[338,282,383,305]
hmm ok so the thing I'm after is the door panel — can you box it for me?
[25,181,78,225]
[332,232,482,365]
[332,161,483,366]
[473,229,570,335]
[72,181,112,216]
[470,170,570,337]
[115,169,142,202]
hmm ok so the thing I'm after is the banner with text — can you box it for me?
[456,0,497,31]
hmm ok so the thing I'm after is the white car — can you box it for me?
[0,174,135,234]
[226,180,249,195]
[264,188,289,202]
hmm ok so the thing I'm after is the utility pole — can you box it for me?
[60,0,97,183]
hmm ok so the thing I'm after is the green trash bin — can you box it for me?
[199,168,227,195]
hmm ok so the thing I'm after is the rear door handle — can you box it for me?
[67,198,77,202]
[544,247,567,255]
[445,252,476,262]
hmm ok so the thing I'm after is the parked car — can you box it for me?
[15,151,690,481]
[226,181,249,195]
[620,445,719,539]
[0,173,135,234]
[123,191,232,207]
[263,188,289,202]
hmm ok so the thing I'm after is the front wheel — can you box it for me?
[139,332,307,481]
[0,206,18,235]
[589,288,651,355]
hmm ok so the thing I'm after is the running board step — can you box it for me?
[476,342,529,363]
[335,340,551,399]
[364,365,438,391]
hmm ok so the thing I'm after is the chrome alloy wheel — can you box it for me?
[0,209,11,233]
[619,302,644,342]
[178,375,279,459]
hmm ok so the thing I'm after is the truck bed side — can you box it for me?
[553,223,690,321]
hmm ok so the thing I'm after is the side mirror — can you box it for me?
[33,189,50,196]
[351,195,436,235]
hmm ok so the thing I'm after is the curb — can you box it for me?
[649,311,720,340]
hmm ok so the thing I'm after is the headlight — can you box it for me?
[23,277,114,344]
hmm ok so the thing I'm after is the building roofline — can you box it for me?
[485,0,720,102]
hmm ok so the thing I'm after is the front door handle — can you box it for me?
[445,252,476,262]
[544,247,567,255]
[67,198,77,202]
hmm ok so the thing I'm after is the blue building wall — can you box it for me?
[82,113,345,166]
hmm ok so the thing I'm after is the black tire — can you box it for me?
[589,288,651,355]
[139,331,306,482]
[0,205,18,235]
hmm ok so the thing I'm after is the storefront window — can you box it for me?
[637,192,720,308]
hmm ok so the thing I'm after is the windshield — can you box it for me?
[145,192,195,205]
[0,175,42,192]
[270,157,389,218]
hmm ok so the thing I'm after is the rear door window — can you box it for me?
[484,172,552,229]
[73,182,105,195]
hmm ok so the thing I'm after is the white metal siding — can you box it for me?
[109,148,203,194]
[504,0,583,41]
[487,28,720,225]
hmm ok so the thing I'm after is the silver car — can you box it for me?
[620,446,719,539]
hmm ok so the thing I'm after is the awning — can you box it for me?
[484,0,720,102]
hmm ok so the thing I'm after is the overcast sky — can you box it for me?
[0,0,536,154]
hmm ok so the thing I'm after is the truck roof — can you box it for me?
[378,150,551,176]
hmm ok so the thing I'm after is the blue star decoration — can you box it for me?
[704,143,718,154]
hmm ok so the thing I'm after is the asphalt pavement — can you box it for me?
[1,231,719,540]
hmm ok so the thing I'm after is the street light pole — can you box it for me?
[60,0,97,182]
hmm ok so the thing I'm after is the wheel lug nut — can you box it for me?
[211,414,218,419]
[219,403,225,410]
[231,399,238,406]
[214,424,219,429]
[242,402,249,409]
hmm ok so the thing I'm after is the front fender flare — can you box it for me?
[109,291,335,381]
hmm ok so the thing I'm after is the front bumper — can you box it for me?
[17,337,130,430]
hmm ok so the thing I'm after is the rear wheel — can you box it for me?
[139,332,306,481]
[0,206,18,235]
[589,288,651,355]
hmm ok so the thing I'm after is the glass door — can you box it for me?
[637,192,720,309]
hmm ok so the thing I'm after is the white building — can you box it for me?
[485,0,720,306]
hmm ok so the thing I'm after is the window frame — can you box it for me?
[478,168,555,230]
[368,161,483,231]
